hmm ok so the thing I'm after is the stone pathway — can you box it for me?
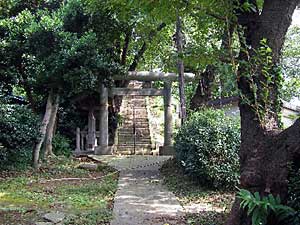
[91,155,186,225]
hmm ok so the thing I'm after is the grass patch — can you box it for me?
[160,159,235,225]
[0,157,119,225]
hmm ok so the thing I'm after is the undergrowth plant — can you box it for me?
[238,189,296,225]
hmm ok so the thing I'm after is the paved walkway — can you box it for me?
[90,156,185,225]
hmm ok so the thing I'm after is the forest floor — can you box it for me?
[0,157,118,225]
[160,159,235,225]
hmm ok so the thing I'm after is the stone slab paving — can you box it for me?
[90,155,186,225]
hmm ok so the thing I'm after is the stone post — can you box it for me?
[87,109,96,151]
[160,81,174,155]
[81,131,84,151]
[95,83,110,155]
[75,127,81,153]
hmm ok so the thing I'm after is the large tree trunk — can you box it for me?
[176,15,187,122]
[32,90,54,169]
[44,93,60,157]
[226,1,300,225]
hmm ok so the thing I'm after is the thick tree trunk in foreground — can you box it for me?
[226,1,300,225]
[44,94,60,157]
[176,15,187,122]
[33,90,54,169]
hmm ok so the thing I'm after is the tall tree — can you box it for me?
[175,14,187,122]
[226,1,300,225]
[1,0,121,168]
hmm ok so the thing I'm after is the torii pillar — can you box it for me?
[95,83,110,155]
[159,81,174,155]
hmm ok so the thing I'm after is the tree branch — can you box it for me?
[121,29,132,65]
[193,6,227,21]
[129,22,166,71]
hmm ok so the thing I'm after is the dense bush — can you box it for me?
[52,133,72,157]
[175,109,240,189]
[0,103,40,169]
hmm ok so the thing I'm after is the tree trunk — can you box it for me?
[190,65,216,110]
[226,1,300,225]
[44,93,60,157]
[176,15,187,122]
[32,90,54,169]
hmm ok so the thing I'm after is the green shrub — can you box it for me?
[287,165,300,224]
[52,133,72,157]
[174,109,240,189]
[0,103,39,169]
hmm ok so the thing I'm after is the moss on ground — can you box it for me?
[0,157,118,225]
[160,158,234,225]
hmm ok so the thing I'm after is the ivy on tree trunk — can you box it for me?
[226,1,300,225]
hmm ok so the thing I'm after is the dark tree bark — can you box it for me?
[121,29,132,66]
[175,15,187,122]
[190,65,216,110]
[226,1,300,225]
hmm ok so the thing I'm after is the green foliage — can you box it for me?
[0,103,39,169]
[282,26,300,101]
[0,0,124,102]
[238,189,296,225]
[239,38,283,125]
[175,109,240,189]
[287,165,300,224]
[65,209,113,225]
[52,133,72,157]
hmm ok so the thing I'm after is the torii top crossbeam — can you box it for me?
[114,71,196,82]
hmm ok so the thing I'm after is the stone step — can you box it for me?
[116,81,152,155]
[119,127,150,130]
[119,127,149,130]
[118,133,151,137]
[122,118,149,122]
[118,132,150,136]
[114,149,152,155]
[121,122,149,125]
[118,142,152,145]
[116,143,152,147]
[118,142,152,146]
[118,134,151,139]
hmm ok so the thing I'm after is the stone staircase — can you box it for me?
[114,81,152,155]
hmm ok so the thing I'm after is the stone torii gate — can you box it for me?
[75,71,196,155]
